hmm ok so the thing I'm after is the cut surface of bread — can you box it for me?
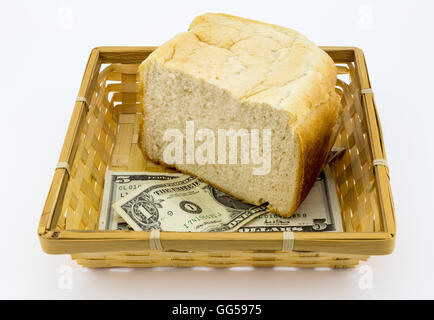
[139,13,342,217]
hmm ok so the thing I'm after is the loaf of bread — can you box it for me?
[138,13,342,217]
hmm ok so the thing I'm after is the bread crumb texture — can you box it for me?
[139,13,341,216]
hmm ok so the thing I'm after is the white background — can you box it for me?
[1,0,433,299]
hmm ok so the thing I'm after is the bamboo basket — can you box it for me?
[38,46,396,268]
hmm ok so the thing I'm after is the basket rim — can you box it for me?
[38,46,396,256]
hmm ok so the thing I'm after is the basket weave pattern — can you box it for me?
[38,47,395,268]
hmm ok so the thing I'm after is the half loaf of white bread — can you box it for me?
[138,13,342,217]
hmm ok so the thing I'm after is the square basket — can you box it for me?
[38,46,396,268]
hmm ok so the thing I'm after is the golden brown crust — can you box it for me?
[139,13,337,123]
[288,91,342,216]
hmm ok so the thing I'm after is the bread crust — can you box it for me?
[139,13,341,217]
[283,91,342,216]
[140,13,337,124]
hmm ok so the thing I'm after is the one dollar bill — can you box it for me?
[98,171,181,230]
[111,174,269,232]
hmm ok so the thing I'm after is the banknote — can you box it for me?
[111,175,269,232]
[100,148,344,232]
[98,171,181,230]
[237,166,343,232]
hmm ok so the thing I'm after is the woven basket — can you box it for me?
[38,46,396,268]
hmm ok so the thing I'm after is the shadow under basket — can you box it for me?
[38,47,396,268]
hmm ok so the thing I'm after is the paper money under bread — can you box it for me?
[99,151,344,232]
[112,175,269,232]
[99,171,180,230]
[238,166,343,232]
